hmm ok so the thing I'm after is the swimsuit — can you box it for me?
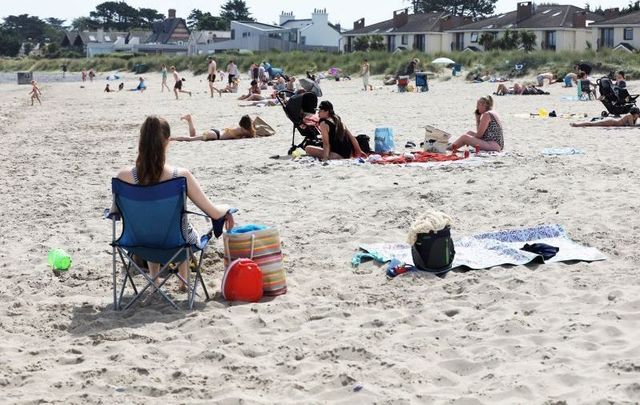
[202,129,221,141]
[131,167,199,244]
[174,80,182,90]
[320,118,353,158]
[481,113,504,150]
[208,74,216,82]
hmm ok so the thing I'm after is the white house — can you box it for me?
[279,8,342,50]
[590,9,640,52]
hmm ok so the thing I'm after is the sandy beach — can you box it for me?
[0,70,639,404]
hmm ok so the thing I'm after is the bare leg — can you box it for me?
[451,134,501,151]
[305,145,346,160]
[571,119,618,127]
[148,262,161,287]
[177,261,188,293]
[179,89,192,97]
[174,88,179,100]
[181,114,197,137]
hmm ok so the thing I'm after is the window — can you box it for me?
[624,27,633,41]
[230,29,235,40]
[89,35,96,41]
[414,34,425,52]
[401,34,408,45]
[544,30,556,50]
[242,32,250,38]
[470,32,478,43]
[104,35,111,41]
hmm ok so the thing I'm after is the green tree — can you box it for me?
[370,35,385,51]
[188,9,228,30]
[520,30,537,52]
[478,32,496,50]
[89,1,140,30]
[497,29,520,50]
[136,8,164,28]
[0,28,21,56]
[353,35,370,52]
[3,14,48,42]
[410,0,497,18]
[220,0,254,23]
[71,16,99,31]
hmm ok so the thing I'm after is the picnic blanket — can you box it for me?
[356,224,606,270]
[542,147,585,156]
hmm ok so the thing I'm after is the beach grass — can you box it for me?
[1,49,639,78]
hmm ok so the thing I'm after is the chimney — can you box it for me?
[393,8,409,29]
[354,18,365,30]
[516,1,534,23]
[573,11,586,28]
[603,8,620,19]
[312,8,328,26]
[279,11,294,26]
[335,23,341,32]
[168,9,176,19]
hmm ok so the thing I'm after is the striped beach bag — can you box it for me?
[223,224,287,296]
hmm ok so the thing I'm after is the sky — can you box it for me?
[2,1,630,27]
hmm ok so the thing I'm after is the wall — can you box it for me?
[300,22,341,47]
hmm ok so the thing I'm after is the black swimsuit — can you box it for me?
[321,118,352,158]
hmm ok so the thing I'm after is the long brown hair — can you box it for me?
[319,100,346,140]
[239,115,256,138]
[136,116,170,185]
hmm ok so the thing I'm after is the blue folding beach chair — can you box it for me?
[106,177,227,310]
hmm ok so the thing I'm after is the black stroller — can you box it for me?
[597,76,638,116]
[275,91,322,155]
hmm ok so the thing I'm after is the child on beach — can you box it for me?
[172,114,256,141]
[160,64,170,92]
[450,95,504,152]
[171,66,192,99]
[29,80,42,105]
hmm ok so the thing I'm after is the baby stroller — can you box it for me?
[597,76,638,116]
[276,91,322,155]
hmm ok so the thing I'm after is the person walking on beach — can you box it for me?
[171,66,192,99]
[362,59,372,91]
[160,64,171,92]
[227,60,238,85]
[61,62,67,79]
[89,68,95,82]
[29,80,42,105]
[81,68,87,82]
[207,57,221,97]
[570,107,640,127]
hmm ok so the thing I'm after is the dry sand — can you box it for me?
[0,71,639,404]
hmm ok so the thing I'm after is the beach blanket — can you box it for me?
[356,224,606,270]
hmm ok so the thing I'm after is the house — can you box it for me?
[447,2,604,52]
[341,9,470,53]
[590,9,640,52]
[212,21,300,52]
[279,8,342,50]
[187,30,232,55]
[146,9,189,44]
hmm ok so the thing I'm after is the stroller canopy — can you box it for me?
[284,92,317,126]
[298,78,323,97]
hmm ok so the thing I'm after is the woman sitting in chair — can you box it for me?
[450,95,504,152]
[304,100,366,160]
[114,116,235,291]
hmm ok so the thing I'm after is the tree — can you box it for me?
[520,31,537,52]
[3,14,48,42]
[410,0,497,18]
[188,9,228,30]
[370,35,385,51]
[497,29,520,50]
[137,8,165,28]
[220,0,254,23]
[478,32,496,50]
[0,28,21,56]
[71,16,99,31]
[353,35,370,52]
[90,1,139,30]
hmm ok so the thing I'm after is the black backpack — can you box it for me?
[356,134,372,153]
[411,227,455,274]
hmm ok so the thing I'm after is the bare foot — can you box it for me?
[570,122,577,127]
[180,114,192,121]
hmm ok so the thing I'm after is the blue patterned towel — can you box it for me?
[357,224,606,270]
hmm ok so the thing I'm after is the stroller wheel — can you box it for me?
[601,111,608,117]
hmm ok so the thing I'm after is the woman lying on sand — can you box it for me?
[113,115,234,291]
[570,107,640,127]
[304,100,366,160]
[172,114,255,141]
[450,95,504,152]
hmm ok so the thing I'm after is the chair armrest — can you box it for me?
[186,208,238,239]
[104,208,121,221]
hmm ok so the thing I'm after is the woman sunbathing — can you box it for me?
[113,116,234,291]
[172,114,256,141]
[238,80,264,101]
[304,100,366,160]
[570,107,640,127]
[495,83,524,95]
[450,95,504,152]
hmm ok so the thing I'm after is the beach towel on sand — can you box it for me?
[355,224,606,271]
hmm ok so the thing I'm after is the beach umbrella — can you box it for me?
[431,57,456,65]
